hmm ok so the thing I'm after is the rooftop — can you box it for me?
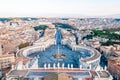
[8,70,28,77]
[6,69,112,79]
[97,71,110,78]
[0,54,14,59]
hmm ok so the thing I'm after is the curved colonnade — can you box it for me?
[61,38,101,70]
[16,40,101,70]
[16,28,101,70]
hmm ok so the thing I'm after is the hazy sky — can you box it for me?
[0,0,120,17]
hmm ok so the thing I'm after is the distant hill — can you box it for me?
[82,14,120,18]
[103,14,120,18]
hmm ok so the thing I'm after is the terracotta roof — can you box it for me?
[43,73,73,80]
[8,70,28,77]
[58,73,73,80]
[97,71,110,78]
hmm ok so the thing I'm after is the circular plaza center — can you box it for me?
[28,29,92,68]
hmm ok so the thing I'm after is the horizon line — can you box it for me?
[0,13,120,18]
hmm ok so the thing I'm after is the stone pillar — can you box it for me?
[11,65,14,70]
[53,63,56,69]
[62,63,64,69]
[41,47,43,51]
[0,45,3,56]
[104,66,107,71]
[71,64,73,69]
[41,48,42,51]
[48,63,50,69]
[72,47,74,51]
[44,47,45,51]
[42,47,43,51]
[44,63,46,69]
[74,46,76,51]
[40,48,41,51]
[55,40,56,45]
[89,64,91,70]
[5,73,8,80]
[33,57,38,69]
[80,64,82,69]
[68,64,70,69]
[100,66,103,71]
[57,62,60,69]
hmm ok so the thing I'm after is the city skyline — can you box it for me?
[0,0,120,17]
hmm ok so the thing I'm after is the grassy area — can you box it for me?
[84,30,120,40]
[34,25,47,31]
[83,29,120,45]
[101,40,120,46]
[54,23,76,30]
[0,18,11,22]
[93,30,120,40]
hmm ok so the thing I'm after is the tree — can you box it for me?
[18,42,29,49]
[34,25,47,31]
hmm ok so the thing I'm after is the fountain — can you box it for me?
[52,45,66,60]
